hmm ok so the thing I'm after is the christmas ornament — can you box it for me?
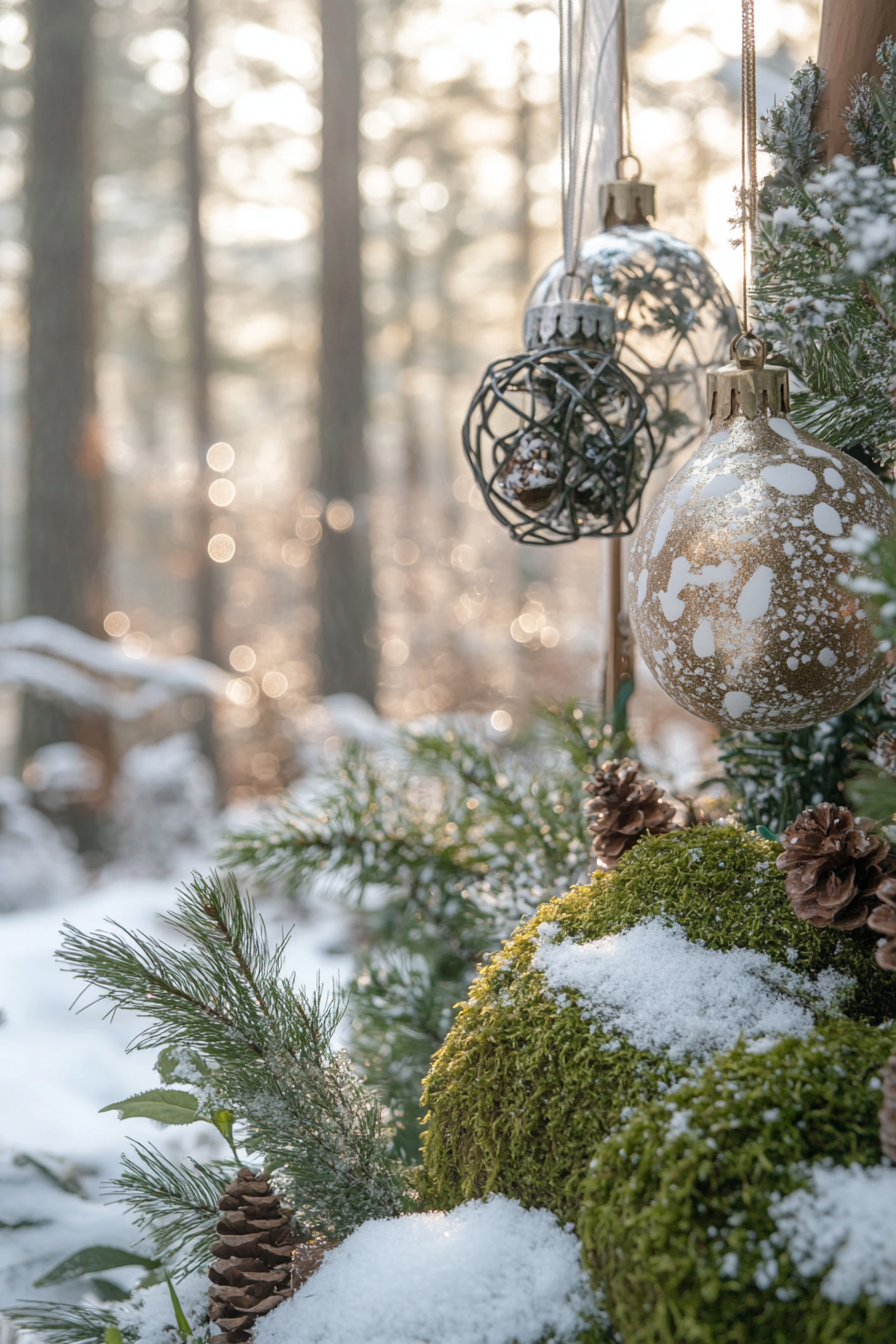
[463,336,658,544]
[208,1168,298,1343]
[627,337,896,731]
[461,0,659,544]
[776,803,892,930]
[526,159,739,462]
[584,757,676,869]
[627,10,896,732]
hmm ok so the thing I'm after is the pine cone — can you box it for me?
[584,759,677,870]
[868,876,896,971]
[776,804,892,930]
[208,1168,298,1343]
[880,1048,896,1163]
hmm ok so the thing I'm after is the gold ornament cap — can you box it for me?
[707,333,789,422]
[603,156,656,228]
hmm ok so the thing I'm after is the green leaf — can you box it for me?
[104,1330,125,1344]
[210,1108,235,1147]
[165,1272,193,1340]
[34,1245,161,1287]
[13,1152,87,1198]
[100,1089,199,1126]
[89,1278,131,1303]
[756,825,778,841]
[155,1045,214,1086]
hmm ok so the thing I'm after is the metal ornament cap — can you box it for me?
[707,333,790,422]
[628,390,896,731]
[523,300,615,351]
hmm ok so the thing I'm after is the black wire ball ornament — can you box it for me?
[462,308,658,545]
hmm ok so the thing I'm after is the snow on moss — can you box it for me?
[255,1196,601,1344]
[533,917,851,1060]
[772,1164,896,1304]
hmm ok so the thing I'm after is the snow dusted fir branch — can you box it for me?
[221,704,620,1158]
[57,871,412,1240]
[754,46,896,463]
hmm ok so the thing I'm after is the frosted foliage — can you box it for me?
[772,1165,896,1304]
[532,917,851,1060]
[255,1197,597,1344]
[0,778,83,912]
[113,734,216,876]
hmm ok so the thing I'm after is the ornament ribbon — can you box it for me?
[559,0,623,280]
[741,0,758,332]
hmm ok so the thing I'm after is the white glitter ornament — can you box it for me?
[627,337,896,731]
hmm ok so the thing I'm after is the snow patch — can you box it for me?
[637,568,648,605]
[772,1165,896,1304]
[532,918,850,1062]
[255,1198,596,1344]
[824,467,845,489]
[761,464,817,496]
[768,417,802,444]
[658,557,734,623]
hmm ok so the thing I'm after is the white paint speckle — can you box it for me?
[768,416,801,444]
[701,473,743,500]
[692,618,715,659]
[818,648,838,667]
[761,463,817,496]
[724,691,752,719]
[658,557,735,622]
[783,542,795,557]
[813,502,843,537]
[650,507,676,559]
[708,430,730,445]
[637,568,648,605]
[737,565,774,623]
[787,657,799,670]
[824,467,845,489]
[676,482,694,507]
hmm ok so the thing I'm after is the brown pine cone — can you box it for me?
[208,1168,298,1343]
[584,759,677,870]
[868,876,896,971]
[880,1049,896,1163]
[776,803,892,930]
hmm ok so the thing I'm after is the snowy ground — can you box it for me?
[0,857,351,1318]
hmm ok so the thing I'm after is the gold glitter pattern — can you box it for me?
[627,411,896,730]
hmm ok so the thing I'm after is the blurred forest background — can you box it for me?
[0,0,822,810]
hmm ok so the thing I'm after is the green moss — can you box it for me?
[580,1020,896,1344]
[420,826,896,1221]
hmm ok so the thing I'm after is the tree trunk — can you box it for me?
[185,0,220,770]
[317,0,377,706]
[22,0,105,770]
[816,0,896,159]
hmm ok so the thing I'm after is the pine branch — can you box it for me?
[106,1143,231,1277]
[2,1302,117,1344]
[58,873,409,1239]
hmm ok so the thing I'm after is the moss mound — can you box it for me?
[421,826,896,1221]
[580,1019,896,1344]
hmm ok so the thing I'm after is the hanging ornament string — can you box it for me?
[617,0,633,168]
[559,0,623,279]
[741,0,758,333]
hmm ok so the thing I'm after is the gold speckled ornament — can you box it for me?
[628,342,896,731]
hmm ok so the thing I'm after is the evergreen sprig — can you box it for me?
[2,1302,119,1344]
[58,872,410,1238]
[106,1143,231,1278]
[221,704,619,1157]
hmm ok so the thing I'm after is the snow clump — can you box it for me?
[254,1195,599,1344]
[0,778,84,912]
[771,1163,896,1304]
[532,917,851,1061]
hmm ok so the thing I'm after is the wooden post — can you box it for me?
[815,0,896,160]
[604,536,625,716]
